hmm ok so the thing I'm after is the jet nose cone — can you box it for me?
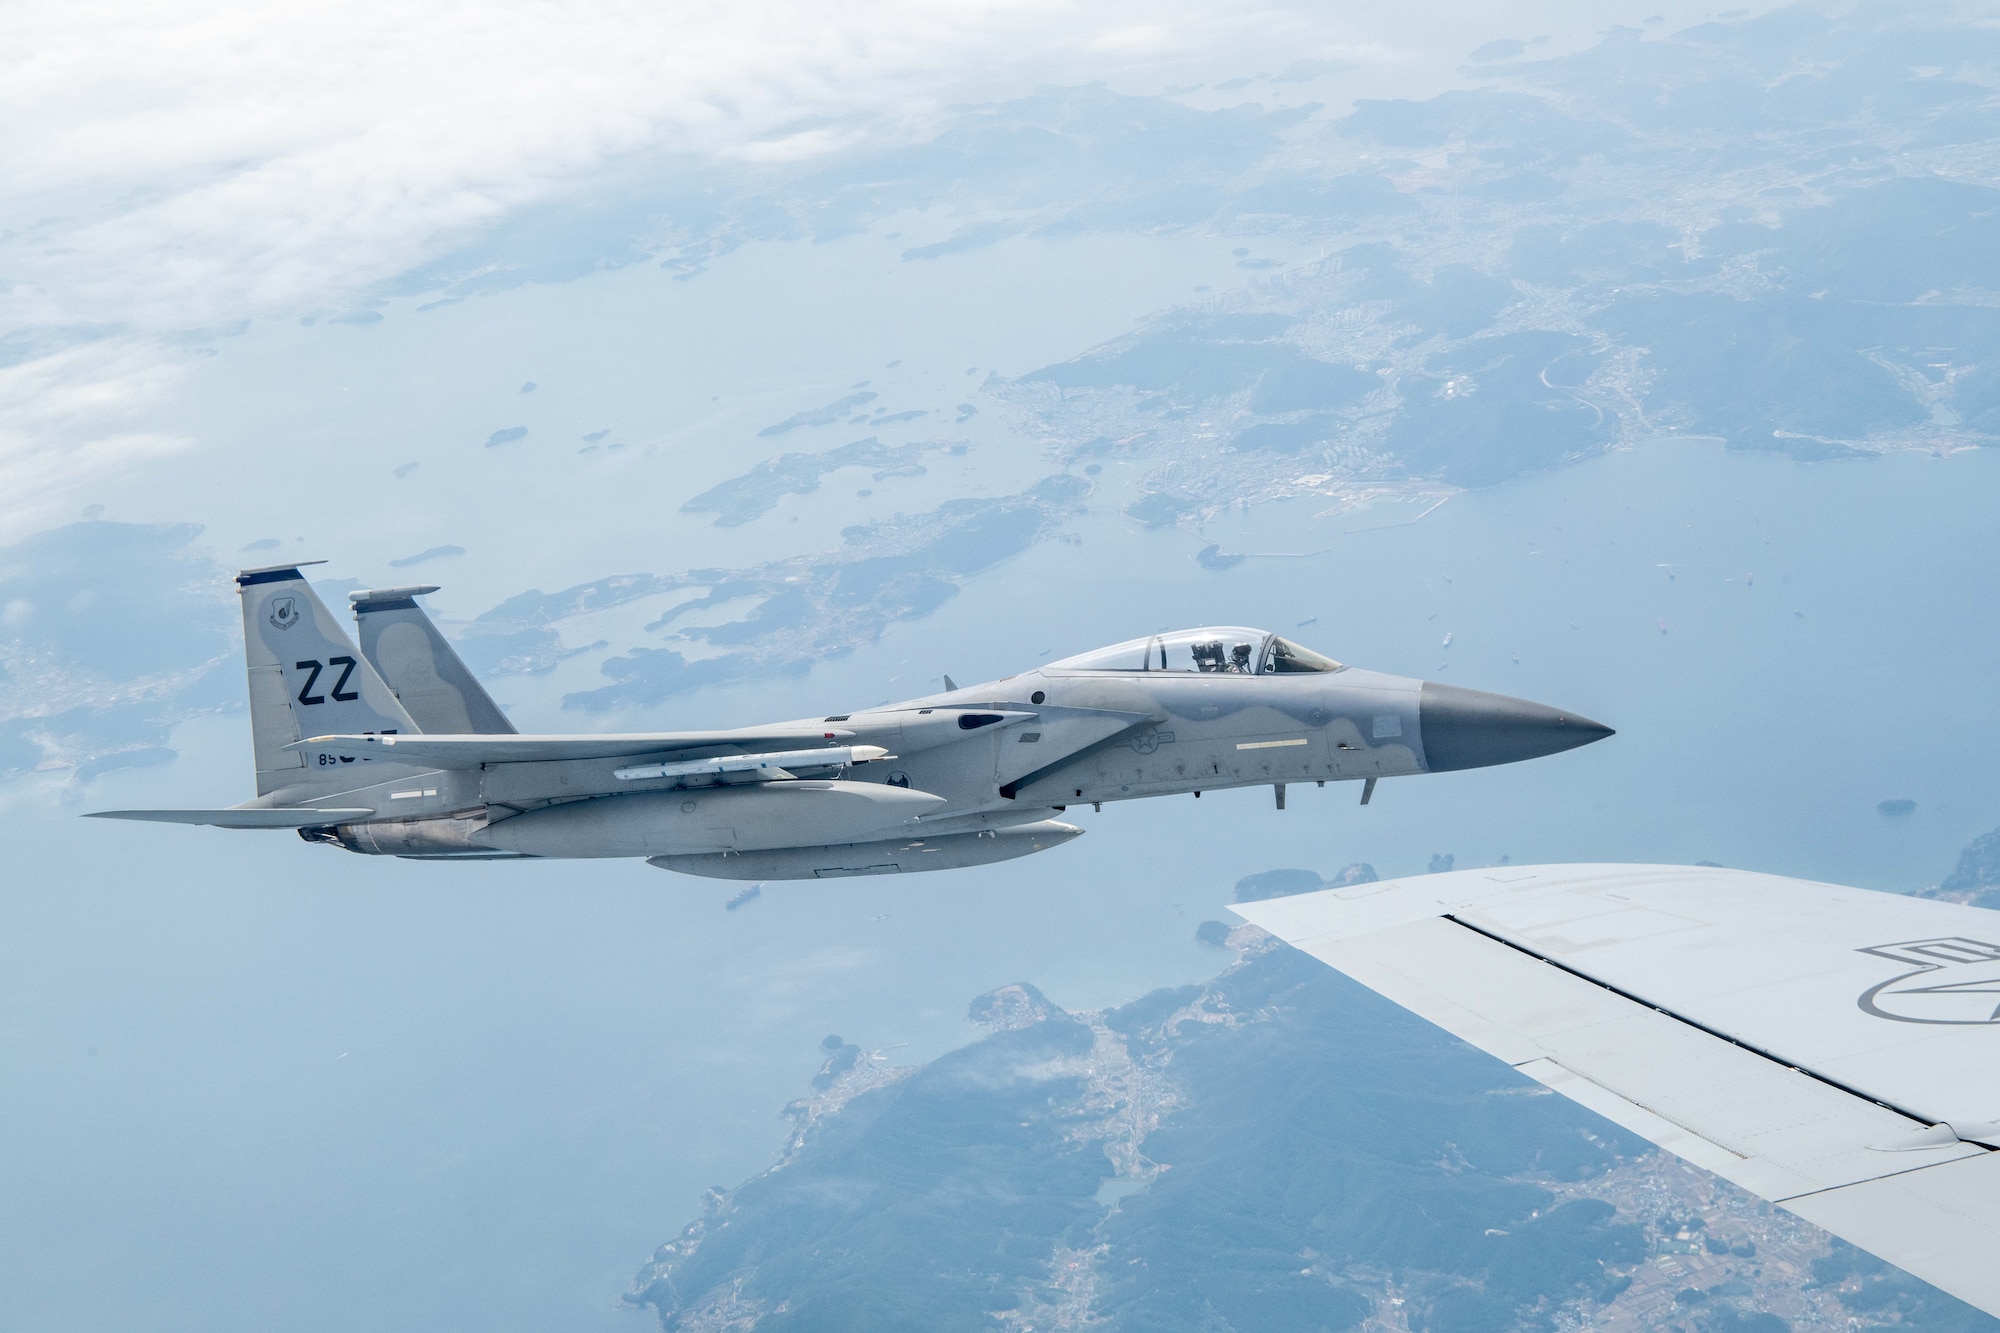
[1418,681,1614,773]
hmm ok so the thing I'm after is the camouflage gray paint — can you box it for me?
[90,567,1612,879]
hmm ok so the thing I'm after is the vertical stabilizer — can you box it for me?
[350,586,516,735]
[237,564,419,795]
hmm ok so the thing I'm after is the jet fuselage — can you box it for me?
[92,577,1613,880]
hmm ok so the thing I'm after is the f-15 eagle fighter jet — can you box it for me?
[91,562,1613,878]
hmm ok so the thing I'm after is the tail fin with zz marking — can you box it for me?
[237,563,419,797]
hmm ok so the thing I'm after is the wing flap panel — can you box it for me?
[1785,1152,2000,1318]
[1512,1057,1750,1178]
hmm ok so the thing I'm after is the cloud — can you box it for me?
[0,336,195,531]
[2,0,1316,328]
[0,0,1386,535]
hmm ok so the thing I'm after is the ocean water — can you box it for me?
[76,224,1269,604]
[15,8,2000,1327]
[7,431,1995,1332]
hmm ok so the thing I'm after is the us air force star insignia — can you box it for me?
[268,596,300,631]
[1856,937,2000,1025]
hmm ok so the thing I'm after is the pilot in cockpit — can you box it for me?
[1190,639,1256,673]
[1048,627,1343,675]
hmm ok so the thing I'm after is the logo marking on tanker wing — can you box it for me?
[268,596,300,631]
[1857,937,2000,1025]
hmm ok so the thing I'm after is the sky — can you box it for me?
[18,4,2000,1328]
[0,0,1731,540]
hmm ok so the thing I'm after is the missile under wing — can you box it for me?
[1235,864,2000,1318]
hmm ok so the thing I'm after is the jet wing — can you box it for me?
[87,807,375,828]
[286,727,857,767]
[1232,863,2000,1318]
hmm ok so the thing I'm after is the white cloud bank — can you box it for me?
[4,0,1357,328]
[0,0,1388,533]
[4,0,1703,533]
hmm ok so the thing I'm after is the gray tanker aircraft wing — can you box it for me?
[1235,864,2000,1318]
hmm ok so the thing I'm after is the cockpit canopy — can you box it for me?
[1047,627,1344,675]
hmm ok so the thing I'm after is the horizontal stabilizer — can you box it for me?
[288,728,859,767]
[1235,863,2000,1319]
[86,807,374,829]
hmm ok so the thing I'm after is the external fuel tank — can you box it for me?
[470,780,945,858]
[648,818,1083,879]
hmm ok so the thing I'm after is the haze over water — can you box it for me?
[8,3,2000,1328]
[9,431,1995,1330]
